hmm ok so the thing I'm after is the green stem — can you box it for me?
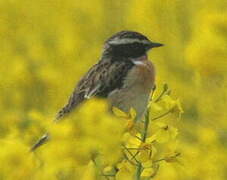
[123,145,140,164]
[135,109,150,180]
[154,83,168,103]
[142,110,150,141]
[135,164,143,180]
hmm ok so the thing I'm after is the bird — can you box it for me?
[31,30,163,151]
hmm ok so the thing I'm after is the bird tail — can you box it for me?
[30,92,85,151]
[55,92,85,121]
[30,133,50,152]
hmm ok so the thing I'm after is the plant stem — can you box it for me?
[135,109,150,180]
[135,164,143,180]
[154,83,168,103]
[142,110,150,142]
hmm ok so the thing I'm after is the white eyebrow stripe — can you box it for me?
[108,38,151,45]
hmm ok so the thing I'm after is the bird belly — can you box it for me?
[108,87,152,121]
[108,61,155,120]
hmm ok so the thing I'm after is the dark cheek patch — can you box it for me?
[112,43,146,58]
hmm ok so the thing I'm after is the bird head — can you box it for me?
[103,31,163,58]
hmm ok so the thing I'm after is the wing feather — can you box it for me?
[55,59,133,121]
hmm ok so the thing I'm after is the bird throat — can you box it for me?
[131,55,148,65]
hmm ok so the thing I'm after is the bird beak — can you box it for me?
[149,42,164,48]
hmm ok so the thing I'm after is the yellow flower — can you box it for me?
[81,161,96,180]
[162,95,184,114]
[141,167,154,177]
[137,149,151,162]
[0,138,36,179]
[112,107,129,118]
[116,161,134,180]
[151,122,178,143]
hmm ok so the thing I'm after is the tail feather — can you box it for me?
[30,133,50,151]
[55,92,85,121]
[30,92,85,152]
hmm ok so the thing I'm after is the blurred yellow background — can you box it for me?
[0,0,227,179]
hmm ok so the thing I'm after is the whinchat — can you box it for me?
[57,30,163,120]
[31,30,163,151]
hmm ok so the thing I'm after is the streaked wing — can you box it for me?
[31,59,134,151]
[55,59,134,120]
